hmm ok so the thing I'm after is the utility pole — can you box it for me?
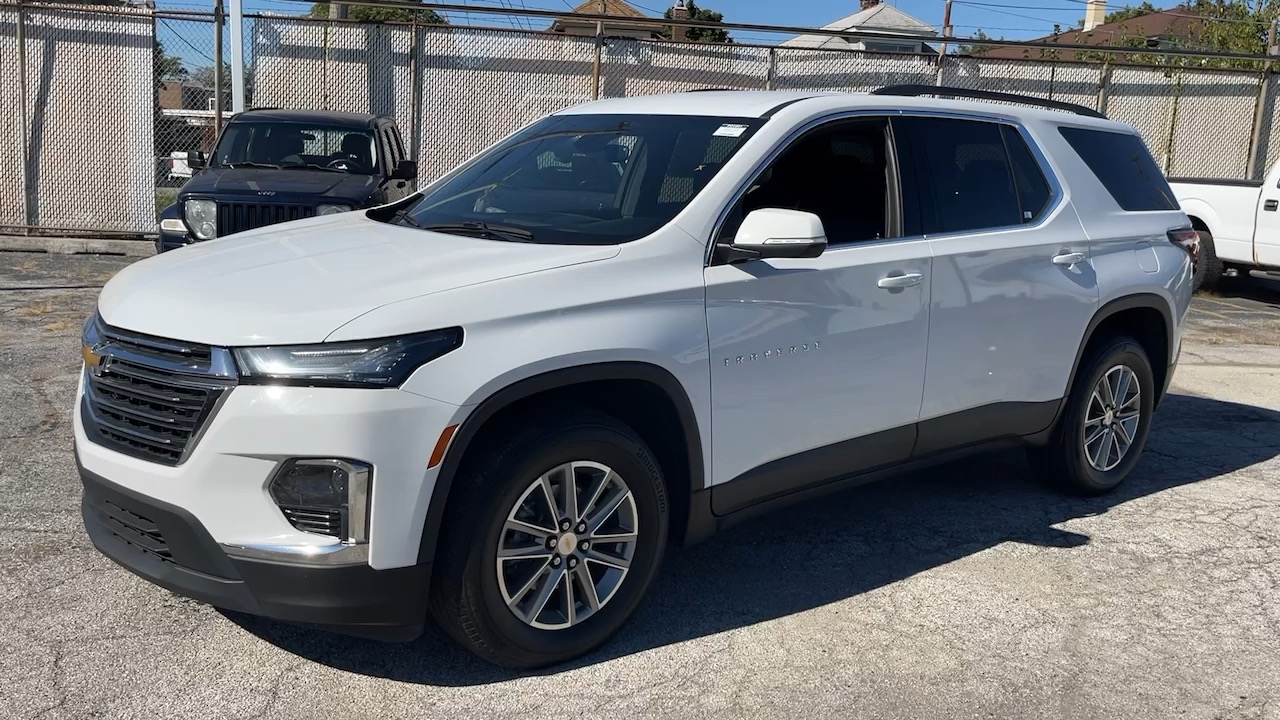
[329,0,347,19]
[229,0,245,113]
[213,0,224,140]
[935,0,953,86]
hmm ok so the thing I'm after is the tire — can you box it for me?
[428,407,668,669]
[1196,230,1223,292]
[1031,335,1156,496]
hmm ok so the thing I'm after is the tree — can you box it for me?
[154,40,187,81]
[956,28,1000,55]
[189,64,257,105]
[1076,0,1280,69]
[1103,2,1160,25]
[662,1,732,44]
[308,2,445,23]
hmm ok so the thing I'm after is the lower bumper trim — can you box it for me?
[79,461,430,641]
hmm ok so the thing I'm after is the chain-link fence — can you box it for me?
[3,0,1280,237]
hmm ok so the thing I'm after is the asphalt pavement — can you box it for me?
[2,254,1279,720]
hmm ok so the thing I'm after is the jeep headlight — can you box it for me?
[183,199,217,240]
[234,328,463,388]
[316,203,352,216]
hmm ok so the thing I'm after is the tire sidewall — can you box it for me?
[464,424,668,663]
[1059,340,1155,492]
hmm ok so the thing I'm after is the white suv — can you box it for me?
[76,88,1195,668]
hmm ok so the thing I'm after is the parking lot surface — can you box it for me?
[3,253,1280,720]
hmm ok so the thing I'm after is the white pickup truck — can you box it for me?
[1170,170,1280,289]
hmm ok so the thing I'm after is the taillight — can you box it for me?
[1168,228,1200,260]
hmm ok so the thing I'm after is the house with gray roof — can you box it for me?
[781,0,937,53]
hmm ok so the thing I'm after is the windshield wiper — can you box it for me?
[422,221,535,243]
[392,209,422,228]
[281,163,347,173]
[222,161,281,169]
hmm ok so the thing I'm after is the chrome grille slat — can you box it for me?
[82,318,236,466]
[90,394,198,428]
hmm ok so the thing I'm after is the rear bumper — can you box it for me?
[80,463,430,641]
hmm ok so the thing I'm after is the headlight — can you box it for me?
[183,199,217,240]
[316,203,352,216]
[234,328,463,387]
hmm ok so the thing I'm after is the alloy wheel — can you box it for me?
[495,461,638,630]
[1083,364,1142,472]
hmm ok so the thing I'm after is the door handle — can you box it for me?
[1052,251,1086,267]
[1265,199,1278,212]
[877,272,924,289]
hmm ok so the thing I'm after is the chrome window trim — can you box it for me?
[705,107,1069,266]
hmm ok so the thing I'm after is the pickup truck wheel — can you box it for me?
[428,408,668,669]
[1031,336,1155,496]
[1196,230,1223,292]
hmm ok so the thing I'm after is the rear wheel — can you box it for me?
[429,408,668,669]
[1031,336,1155,495]
[1196,230,1223,292]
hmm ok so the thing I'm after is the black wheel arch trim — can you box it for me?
[1058,293,1176,424]
[416,361,705,565]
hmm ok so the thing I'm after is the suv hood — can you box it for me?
[181,167,378,204]
[98,213,619,345]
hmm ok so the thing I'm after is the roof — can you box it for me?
[555,90,1129,131]
[976,10,1209,60]
[549,0,652,32]
[562,0,645,19]
[232,109,382,128]
[782,3,937,49]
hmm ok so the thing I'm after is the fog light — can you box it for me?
[269,459,371,543]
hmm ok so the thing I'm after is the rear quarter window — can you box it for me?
[1058,127,1177,212]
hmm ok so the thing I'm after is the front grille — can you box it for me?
[280,507,344,538]
[101,499,172,563]
[82,321,235,466]
[217,202,316,236]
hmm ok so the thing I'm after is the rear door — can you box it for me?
[894,115,1099,455]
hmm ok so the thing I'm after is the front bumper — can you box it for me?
[80,462,430,640]
[157,227,194,253]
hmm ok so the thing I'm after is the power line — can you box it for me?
[162,24,217,63]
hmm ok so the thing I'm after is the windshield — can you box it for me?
[395,114,765,245]
[211,122,378,174]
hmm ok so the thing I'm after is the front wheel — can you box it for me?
[429,408,668,669]
[1031,336,1156,495]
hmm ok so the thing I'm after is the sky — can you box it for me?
[155,0,1178,72]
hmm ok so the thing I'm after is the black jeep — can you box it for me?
[157,109,417,253]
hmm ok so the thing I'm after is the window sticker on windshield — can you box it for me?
[713,124,749,138]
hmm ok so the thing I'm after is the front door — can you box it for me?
[892,116,1099,455]
[704,117,932,515]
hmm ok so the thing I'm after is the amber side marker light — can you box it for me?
[428,424,459,469]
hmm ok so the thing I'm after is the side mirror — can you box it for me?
[391,160,418,180]
[721,208,827,263]
[187,151,206,170]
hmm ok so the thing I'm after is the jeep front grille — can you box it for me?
[217,202,316,236]
[81,320,236,466]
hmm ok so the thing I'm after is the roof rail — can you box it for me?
[872,85,1106,120]
[684,88,740,92]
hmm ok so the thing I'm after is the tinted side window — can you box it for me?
[728,119,891,245]
[1058,127,1176,211]
[902,118,1021,234]
[1001,125,1052,222]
